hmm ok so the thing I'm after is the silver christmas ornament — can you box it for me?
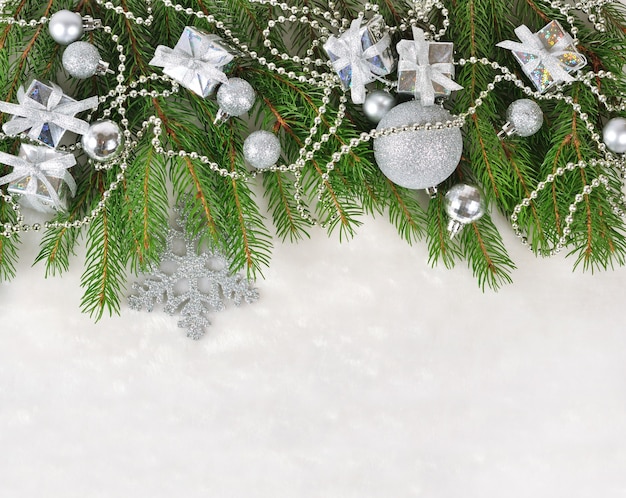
[215,77,256,124]
[499,99,544,138]
[48,10,84,45]
[243,131,281,169]
[602,117,626,154]
[444,183,486,238]
[363,90,396,124]
[373,100,463,190]
[62,41,110,79]
[81,120,124,162]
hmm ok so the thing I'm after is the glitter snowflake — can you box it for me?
[128,217,259,339]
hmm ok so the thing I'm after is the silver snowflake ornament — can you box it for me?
[129,220,259,339]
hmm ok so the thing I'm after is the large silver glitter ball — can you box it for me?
[63,41,102,79]
[49,10,84,45]
[243,131,281,169]
[82,120,124,162]
[217,78,256,118]
[373,100,463,190]
[363,90,396,124]
[444,184,485,223]
[506,99,543,137]
[603,117,626,154]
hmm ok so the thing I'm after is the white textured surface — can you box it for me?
[1,211,626,497]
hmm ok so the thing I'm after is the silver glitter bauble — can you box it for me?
[243,131,281,169]
[49,10,84,45]
[62,42,102,79]
[82,120,124,162]
[373,101,463,190]
[602,117,626,154]
[363,90,396,124]
[216,78,256,118]
[444,183,486,238]
[506,99,543,137]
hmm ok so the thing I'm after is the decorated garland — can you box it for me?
[0,0,625,338]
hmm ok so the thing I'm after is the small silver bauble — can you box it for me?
[444,183,486,238]
[243,131,281,170]
[499,99,543,138]
[82,120,124,162]
[215,78,256,123]
[602,117,626,154]
[363,90,396,124]
[62,41,109,79]
[48,10,84,45]
[373,100,463,190]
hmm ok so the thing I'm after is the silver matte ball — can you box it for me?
[82,120,124,162]
[373,101,463,190]
[217,78,256,117]
[243,131,281,169]
[49,10,84,45]
[363,90,396,124]
[63,42,101,79]
[444,184,486,223]
[506,99,543,137]
[603,117,626,154]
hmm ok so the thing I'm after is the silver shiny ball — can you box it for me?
[82,120,124,162]
[506,99,543,137]
[63,41,101,79]
[217,78,256,117]
[444,184,486,223]
[373,100,463,190]
[603,117,626,154]
[243,131,281,169]
[363,90,396,124]
[49,10,84,45]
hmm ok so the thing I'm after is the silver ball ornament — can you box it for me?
[243,131,281,170]
[444,183,486,238]
[49,10,84,45]
[217,78,256,118]
[602,118,626,154]
[363,90,396,124]
[82,120,124,163]
[63,42,102,79]
[506,99,543,137]
[373,100,463,190]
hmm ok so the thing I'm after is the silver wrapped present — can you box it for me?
[150,26,236,97]
[0,80,98,148]
[323,15,396,104]
[396,27,463,106]
[0,144,77,212]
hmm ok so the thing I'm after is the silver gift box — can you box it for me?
[397,41,456,98]
[164,26,236,97]
[7,144,70,212]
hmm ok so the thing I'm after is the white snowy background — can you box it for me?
[2,4,626,497]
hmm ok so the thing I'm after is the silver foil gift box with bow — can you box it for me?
[150,26,236,98]
[497,20,587,93]
[396,27,463,106]
[0,144,77,213]
[0,80,99,148]
[323,15,396,104]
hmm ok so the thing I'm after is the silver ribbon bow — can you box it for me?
[397,27,463,106]
[0,83,99,141]
[0,145,77,212]
[326,16,392,104]
[150,44,231,88]
[496,25,584,90]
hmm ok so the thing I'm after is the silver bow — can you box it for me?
[497,24,585,91]
[0,145,77,212]
[0,83,99,142]
[150,44,231,89]
[397,27,463,106]
[326,16,392,104]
